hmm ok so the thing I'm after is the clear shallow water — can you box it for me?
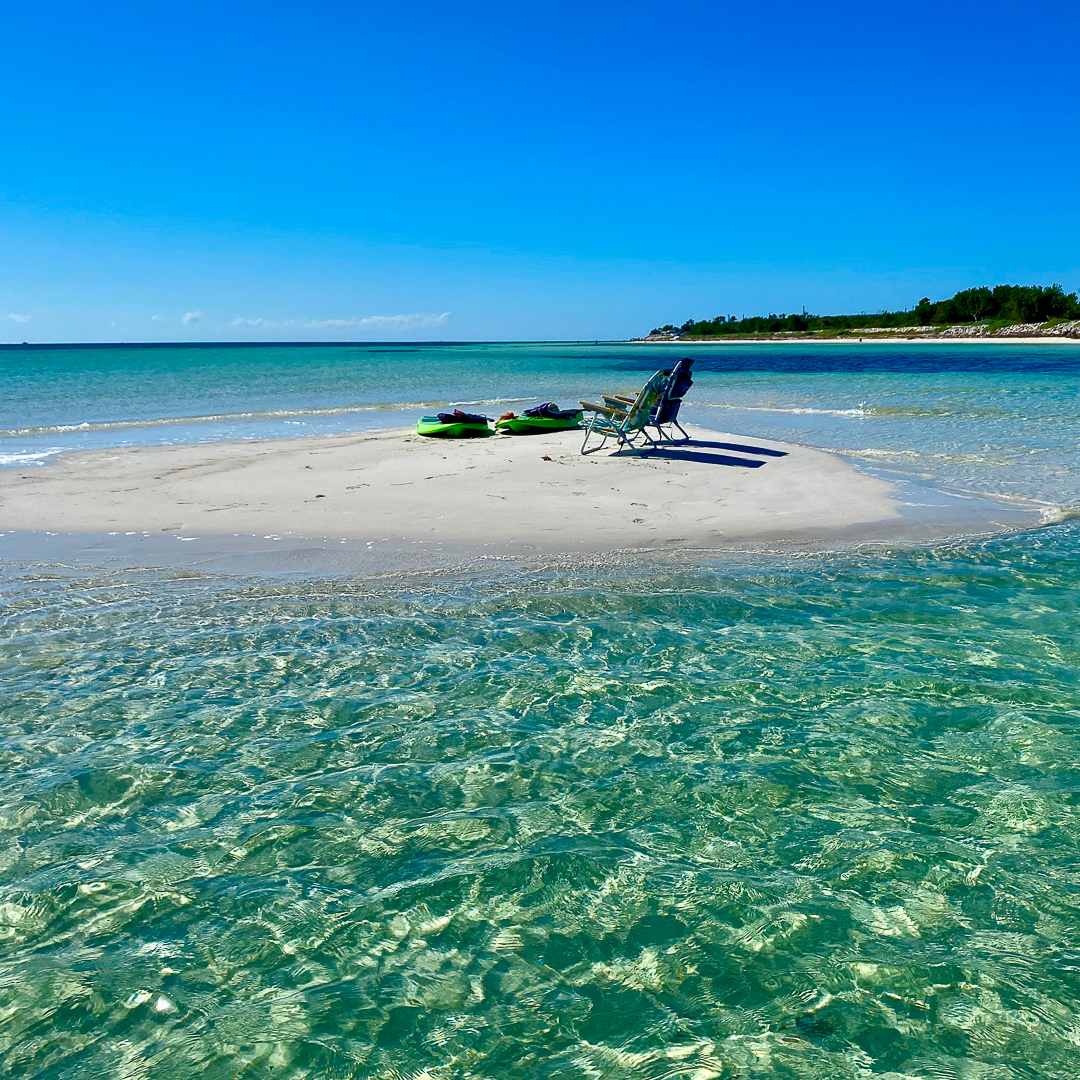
[2,529,1080,1078]
[2,343,1080,1077]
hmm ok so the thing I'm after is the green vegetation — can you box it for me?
[652,284,1080,338]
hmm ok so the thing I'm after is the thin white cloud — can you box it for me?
[296,312,451,331]
[5,313,30,323]
[182,311,202,324]
[151,315,163,321]
[223,312,451,333]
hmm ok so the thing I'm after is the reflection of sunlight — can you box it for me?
[3,529,1080,1074]
[2,340,1079,1076]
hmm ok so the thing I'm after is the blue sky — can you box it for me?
[2,0,1078,342]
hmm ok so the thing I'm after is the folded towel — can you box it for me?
[437,409,490,424]
[524,403,581,420]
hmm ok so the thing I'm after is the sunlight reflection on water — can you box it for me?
[2,527,1080,1077]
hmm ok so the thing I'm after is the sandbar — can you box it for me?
[0,425,913,559]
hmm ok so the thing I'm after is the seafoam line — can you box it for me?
[0,447,66,466]
[695,402,871,418]
[0,402,450,438]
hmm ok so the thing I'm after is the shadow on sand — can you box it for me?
[617,444,768,466]
[622,447,766,468]
[678,439,788,458]
[613,438,786,468]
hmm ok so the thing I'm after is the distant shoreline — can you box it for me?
[636,316,1080,346]
[633,333,1080,346]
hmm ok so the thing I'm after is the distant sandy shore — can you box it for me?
[0,425,905,554]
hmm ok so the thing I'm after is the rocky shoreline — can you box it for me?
[939,319,1080,338]
[635,319,1080,343]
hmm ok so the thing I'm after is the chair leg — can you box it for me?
[614,423,639,453]
[618,426,656,453]
[580,417,609,455]
[580,421,595,454]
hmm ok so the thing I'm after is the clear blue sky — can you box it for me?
[2,0,1078,342]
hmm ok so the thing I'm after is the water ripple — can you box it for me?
[2,529,1080,1076]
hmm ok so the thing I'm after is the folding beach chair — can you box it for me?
[599,358,695,445]
[579,369,668,455]
[650,357,694,443]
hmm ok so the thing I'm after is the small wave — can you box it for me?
[697,401,1020,420]
[863,406,955,418]
[0,402,447,438]
[842,451,1066,516]
[1043,503,1080,524]
[698,402,870,418]
[845,447,1040,468]
[848,448,924,459]
[0,447,66,467]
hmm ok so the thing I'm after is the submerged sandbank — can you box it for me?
[0,425,1042,571]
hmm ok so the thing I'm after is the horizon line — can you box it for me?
[0,339,621,351]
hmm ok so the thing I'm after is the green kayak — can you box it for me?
[495,405,583,435]
[417,413,493,438]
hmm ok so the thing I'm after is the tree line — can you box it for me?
[651,284,1080,337]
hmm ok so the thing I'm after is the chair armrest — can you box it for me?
[604,394,635,405]
[580,400,627,416]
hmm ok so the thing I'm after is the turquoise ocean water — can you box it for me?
[2,343,1080,1078]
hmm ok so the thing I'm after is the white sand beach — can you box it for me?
[0,424,904,553]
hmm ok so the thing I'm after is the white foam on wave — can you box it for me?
[0,447,65,467]
[0,401,447,439]
[1041,503,1080,524]
[845,446,1042,468]
[697,402,871,418]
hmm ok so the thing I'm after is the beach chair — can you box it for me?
[600,358,695,444]
[651,357,694,442]
[579,369,668,454]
